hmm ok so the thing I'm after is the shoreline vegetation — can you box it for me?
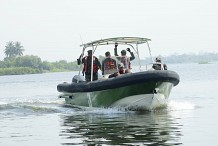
[1,41,80,76]
[132,52,218,66]
[0,52,218,76]
[0,55,79,76]
[2,41,218,76]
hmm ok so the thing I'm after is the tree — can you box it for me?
[4,41,15,58]
[15,55,42,69]
[14,42,24,56]
[4,41,25,59]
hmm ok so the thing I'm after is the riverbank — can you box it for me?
[0,55,79,76]
[0,67,43,76]
[0,67,72,76]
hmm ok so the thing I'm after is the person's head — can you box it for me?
[121,50,126,56]
[155,57,161,63]
[87,50,92,56]
[105,51,110,57]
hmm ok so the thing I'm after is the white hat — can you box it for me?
[118,63,124,68]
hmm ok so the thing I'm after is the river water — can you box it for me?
[0,62,218,146]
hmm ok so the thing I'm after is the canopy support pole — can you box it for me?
[136,43,142,71]
[146,41,154,63]
[90,45,98,82]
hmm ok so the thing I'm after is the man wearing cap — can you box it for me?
[152,57,167,70]
[77,50,101,82]
[114,43,135,70]
[102,51,117,75]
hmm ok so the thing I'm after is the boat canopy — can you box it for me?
[80,37,151,48]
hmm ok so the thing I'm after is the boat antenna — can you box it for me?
[78,35,86,80]
[79,34,84,45]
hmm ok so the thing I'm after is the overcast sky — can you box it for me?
[1,0,218,61]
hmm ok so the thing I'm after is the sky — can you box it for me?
[1,0,218,62]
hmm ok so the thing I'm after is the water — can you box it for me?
[0,62,218,145]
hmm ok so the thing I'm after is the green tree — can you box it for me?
[15,55,42,69]
[14,42,24,56]
[4,41,25,59]
[4,41,15,58]
[41,61,54,71]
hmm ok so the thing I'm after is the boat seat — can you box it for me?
[103,69,118,75]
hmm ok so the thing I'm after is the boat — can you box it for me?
[57,37,180,111]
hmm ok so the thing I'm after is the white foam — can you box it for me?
[0,102,7,105]
[85,107,128,114]
[2,97,64,105]
[67,106,131,115]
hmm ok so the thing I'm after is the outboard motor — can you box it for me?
[72,75,85,83]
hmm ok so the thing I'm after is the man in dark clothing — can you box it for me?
[77,50,101,82]
[152,57,167,70]
[102,51,117,75]
[114,43,135,70]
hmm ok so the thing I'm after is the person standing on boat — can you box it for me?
[102,51,117,75]
[77,50,101,82]
[114,43,135,70]
[152,57,167,70]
